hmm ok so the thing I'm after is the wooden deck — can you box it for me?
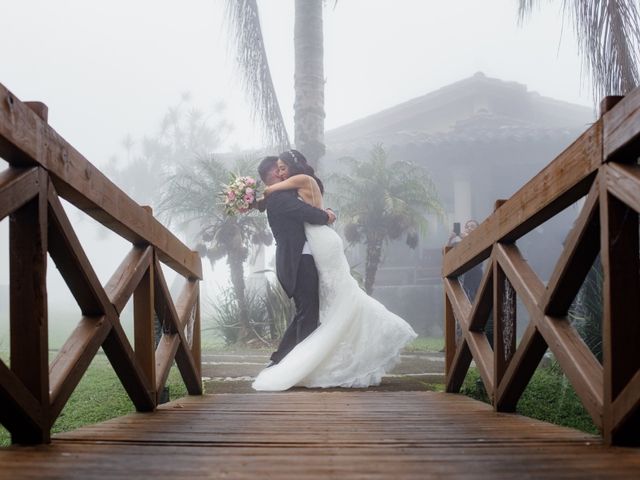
[1,391,639,479]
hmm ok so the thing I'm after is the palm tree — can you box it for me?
[518,0,640,101]
[159,155,273,343]
[331,145,443,294]
[224,0,326,167]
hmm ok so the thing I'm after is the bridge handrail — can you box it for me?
[443,93,640,446]
[0,84,203,444]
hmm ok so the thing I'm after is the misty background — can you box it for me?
[0,0,598,347]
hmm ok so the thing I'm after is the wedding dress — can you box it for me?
[252,224,417,391]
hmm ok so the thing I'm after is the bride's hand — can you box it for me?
[264,185,272,196]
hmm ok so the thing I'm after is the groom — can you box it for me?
[257,156,336,365]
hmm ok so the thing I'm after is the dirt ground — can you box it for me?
[200,350,445,394]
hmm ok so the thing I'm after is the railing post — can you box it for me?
[443,246,456,378]
[599,162,640,445]
[9,168,50,443]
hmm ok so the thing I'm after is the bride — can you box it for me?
[252,149,417,391]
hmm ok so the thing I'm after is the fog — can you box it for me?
[0,0,597,340]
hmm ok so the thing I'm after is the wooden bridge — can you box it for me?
[1,84,640,477]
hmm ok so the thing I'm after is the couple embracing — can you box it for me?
[252,149,416,391]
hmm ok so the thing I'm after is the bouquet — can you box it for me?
[221,173,262,215]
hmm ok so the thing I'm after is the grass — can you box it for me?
[404,336,444,353]
[460,365,599,435]
[0,353,190,447]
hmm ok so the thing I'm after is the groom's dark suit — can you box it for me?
[265,189,330,364]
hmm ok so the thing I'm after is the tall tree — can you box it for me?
[294,0,326,167]
[224,0,326,167]
[331,145,443,294]
[518,0,640,101]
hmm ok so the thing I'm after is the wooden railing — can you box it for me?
[0,83,203,444]
[443,93,640,446]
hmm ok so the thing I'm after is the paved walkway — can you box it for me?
[200,350,445,393]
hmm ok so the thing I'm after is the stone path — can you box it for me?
[200,350,445,393]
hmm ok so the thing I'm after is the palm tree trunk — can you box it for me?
[294,0,325,168]
[227,251,251,342]
[364,234,384,295]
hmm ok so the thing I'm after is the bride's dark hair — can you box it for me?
[278,149,324,194]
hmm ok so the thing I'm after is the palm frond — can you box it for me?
[224,0,290,150]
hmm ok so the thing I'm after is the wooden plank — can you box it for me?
[443,122,601,277]
[153,258,202,395]
[104,246,153,314]
[0,167,39,221]
[9,168,49,444]
[48,316,111,421]
[0,83,201,279]
[0,392,635,479]
[542,177,600,316]
[47,184,110,316]
[494,244,544,318]
[604,162,640,214]
[600,186,640,444]
[495,322,548,411]
[192,288,202,381]
[603,85,640,162]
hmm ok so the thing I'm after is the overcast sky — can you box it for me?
[1,0,594,167]
[0,0,597,307]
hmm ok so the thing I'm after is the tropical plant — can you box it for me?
[518,0,640,101]
[330,145,443,294]
[159,155,273,343]
[224,0,326,167]
[568,258,603,362]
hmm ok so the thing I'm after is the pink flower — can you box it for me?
[244,193,254,202]
[227,191,236,201]
[246,188,254,195]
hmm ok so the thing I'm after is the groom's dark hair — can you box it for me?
[258,156,278,182]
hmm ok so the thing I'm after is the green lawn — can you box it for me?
[0,353,190,447]
[460,365,599,435]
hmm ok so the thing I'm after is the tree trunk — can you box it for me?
[227,251,251,342]
[294,0,325,168]
[364,234,383,295]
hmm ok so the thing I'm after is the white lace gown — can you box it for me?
[252,224,417,391]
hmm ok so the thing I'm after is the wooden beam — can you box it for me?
[443,122,601,277]
[101,317,155,412]
[495,322,548,412]
[443,247,456,377]
[612,367,640,436]
[104,246,153,314]
[536,314,604,428]
[134,264,156,393]
[542,177,600,316]
[0,167,39,221]
[155,334,180,396]
[603,86,640,162]
[47,184,109,316]
[603,163,640,214]
[495,243,603,425]
[444,278,494,395]
[0,359,44,437]
[445,339,472,393]
[468,262,493,332]
[154,258,202,395]
[48,316,111,421]
[600,186,640,444]
[9,168,49,443]
[493,259,516,396]
[0,83,201,279]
